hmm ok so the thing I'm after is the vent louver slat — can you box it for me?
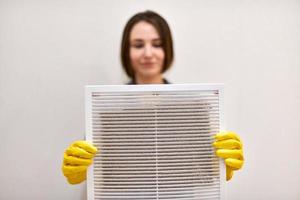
[86,84,225,200]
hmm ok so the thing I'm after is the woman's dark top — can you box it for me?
[127,78,170,85]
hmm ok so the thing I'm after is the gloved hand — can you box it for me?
[213,131,244,181]
[62,141,98,184]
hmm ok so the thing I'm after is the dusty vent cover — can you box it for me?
[86,84,226,200]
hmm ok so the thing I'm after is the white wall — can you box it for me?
[0,0,299,199]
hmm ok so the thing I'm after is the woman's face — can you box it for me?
[129,21,165,80]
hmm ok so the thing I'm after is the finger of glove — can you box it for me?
[214,131,241,142]
[225,158,244,170]
[216,149,243,160]
[66,172,86,185]
[65,171,86,180]
[213,139,242,149]
[65,146,94,159]
[63,153,92,166]
[215,149,243,159]
[62,165,87,176]
[71,141,97,154]
[226,166,234,181]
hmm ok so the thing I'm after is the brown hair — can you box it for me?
[121,10,174,79]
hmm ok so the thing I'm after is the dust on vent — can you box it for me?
[85,84,226,200]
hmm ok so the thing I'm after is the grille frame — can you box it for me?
[85,84,226,200]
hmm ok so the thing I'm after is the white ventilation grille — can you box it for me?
[86,84,226,200]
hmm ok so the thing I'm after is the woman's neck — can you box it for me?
[134,75,164,84]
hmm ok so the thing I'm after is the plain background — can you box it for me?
[1,0,300,199]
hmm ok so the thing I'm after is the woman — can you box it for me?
[62,10,244,184]
[121,10,173,84]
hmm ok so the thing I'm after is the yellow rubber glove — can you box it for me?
[62,140,98,184]
[213,131,244,181]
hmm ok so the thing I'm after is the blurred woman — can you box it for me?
[62,10,244,184]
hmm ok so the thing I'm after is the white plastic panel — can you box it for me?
[86,84,226,200]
